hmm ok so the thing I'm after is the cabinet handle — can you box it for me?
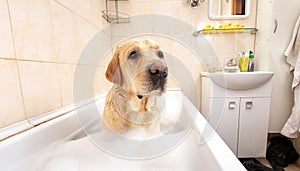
[246,101,253,109]
[229,102,236,109]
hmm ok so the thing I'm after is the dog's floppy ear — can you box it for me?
[105,48,122,85]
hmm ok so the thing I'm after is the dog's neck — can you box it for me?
[111,85,159,125]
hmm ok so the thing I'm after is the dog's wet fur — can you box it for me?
[103,39,168,136]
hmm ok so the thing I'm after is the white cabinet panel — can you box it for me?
[238,98,271,157]
[201,73,273,157]
[208,98,240,155]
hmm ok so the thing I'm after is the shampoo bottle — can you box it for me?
[248,51,255,72]
[239,51,249,72]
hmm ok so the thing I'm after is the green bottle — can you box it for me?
[249,51,254,72]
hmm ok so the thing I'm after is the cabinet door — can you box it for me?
[208,98,240,155]
[238,98,271,157]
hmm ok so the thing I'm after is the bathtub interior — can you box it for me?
[1,91,245,171]
[16,129,222,171]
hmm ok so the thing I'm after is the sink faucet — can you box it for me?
[227,58,237,67]
[187,0,204,8]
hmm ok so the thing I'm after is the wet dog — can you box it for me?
[103,39,168,136]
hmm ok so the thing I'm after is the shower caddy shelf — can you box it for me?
[102,0,130,23]
[193,27,257,36]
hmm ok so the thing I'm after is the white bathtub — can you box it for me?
[0,91,246,171]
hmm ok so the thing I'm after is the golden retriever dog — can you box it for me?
[103,39,168,136]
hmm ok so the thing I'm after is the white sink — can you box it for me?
[209,71,274,90]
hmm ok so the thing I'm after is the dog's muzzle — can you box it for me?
[148,61,168,92]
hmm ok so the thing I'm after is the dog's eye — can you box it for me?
[157,51,164,58]
[129,51,138,59]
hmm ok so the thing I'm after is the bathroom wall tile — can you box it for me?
[150,1,178,17]
[109,23,132,37]
[112,0,131,15]
[169,65,201,108]
[18,61,62,118]
[188,63,203,81]
[150,0,195,35]
[0,0,15,59]
[9,0,99,64]
[137,1,192,22]
[172,40,201,66]
[184,63,202,106]
[130,0,148,2]
[131,2,152,15]
[153,36,174,51]
[99,50,113,69]
[192,0,211,30]
[54,0,107,28]
[211,33,255,68]
[57,64,101,106]
[8,0,56,62]
[0,60,25,128]
[169,63,202,89]
[50,1,100,65]
[172,1,195,25]
[234,34,255,62]
[56,64,76,106]
[209,34,237,67]
[131,0,185,2]
[94,67,111,95]
[75,65,99,100]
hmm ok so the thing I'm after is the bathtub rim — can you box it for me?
[0,91,246,171]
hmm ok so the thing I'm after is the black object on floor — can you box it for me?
[266,136,299,171]
[239,158,276,171]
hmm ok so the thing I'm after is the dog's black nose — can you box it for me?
[148,61,168,77]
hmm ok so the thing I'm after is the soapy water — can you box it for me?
[14,92,220,171]
[21,129,218,171]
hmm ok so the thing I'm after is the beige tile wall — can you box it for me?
[0,0,257,129]
[0,60,25,128]
[18,61,62,118]
[0,0,15,59]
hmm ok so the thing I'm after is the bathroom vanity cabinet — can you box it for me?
[200,72,274,157]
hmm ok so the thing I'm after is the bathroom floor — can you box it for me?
[255,133,300,171]
[257,158,300,171]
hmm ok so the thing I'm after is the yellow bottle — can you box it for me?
[239,52,250,72]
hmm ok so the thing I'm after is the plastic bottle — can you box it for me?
[248,51,255,72]
[239,51,249,72]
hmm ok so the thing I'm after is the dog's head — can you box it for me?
[105,39,168,99]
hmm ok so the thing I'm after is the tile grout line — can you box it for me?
[0,57,102,67]
[48,0,63,111]
[52,0,101,30]
[5,0,30,124]
[3,0,102,128]
[55,63,64,110]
